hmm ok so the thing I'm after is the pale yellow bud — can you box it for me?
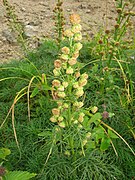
[66,67,74,74]
[86,132,91,139]
[75,87,84,97]
[78,102,84,108]
[63,103,69,109]
[73,82,79,88]
[60,54,69,61]
[75,71,80,78]
[64,150,70,156]
[79,79,87,87]
[58,92,66,98]
[68,58,77,66]
[74,33,82,41]
[64,29,74,38]
[58,121,66,128]
[58,116,64,122]
[53,69,60,76]
[74,42,83,51]
[52,108,60,115]
[72,24,82,33]
[62,81,68,88]
[50,116,57,122]
[52,79,61,87]
[81,73,88,79]
[58,85,65,91]
[82,139,87,146]
[70,14,81,25]
[72,51,79,59]
[61,47,70,55]
[91,106,98,113]
[54,60,62,68]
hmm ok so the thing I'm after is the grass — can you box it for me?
[0,39,135,179]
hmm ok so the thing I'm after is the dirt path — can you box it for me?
[0,0,134,63]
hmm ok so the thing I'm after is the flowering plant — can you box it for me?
[48,14,119,158]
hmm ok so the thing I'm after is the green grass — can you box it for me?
[0,39,135,180]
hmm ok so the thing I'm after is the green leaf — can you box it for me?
[0,148,11,160]
[30,87,39,98]
[94,126,105,142]
[100,137,111,151]
[108,129,118,139]
[3,171,36,180]
[89,113,102,125]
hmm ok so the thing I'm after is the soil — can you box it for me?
[0,0,134,63]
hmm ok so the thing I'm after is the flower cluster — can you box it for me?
[50,14,88,129]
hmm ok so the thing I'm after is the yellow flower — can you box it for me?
[75,87,84,97]
[78,79,87,87]
[52,108,60,115]
[54,60,62,68]
[86,132,91,139]
[72,24,82,33]
[60,54,69,61]
[58,116,64,122]
[53,68,60,76]
[78,112,85,123]
[81,73,88,79]
[70,14,81,25]
[73,82,79,89]
[75,71,80,78]
[74,33,82,41]
[62,81,68,88]
[61,47,70,55]
[68,57,77,66]
[52,79,61,87]
[58,121,66,128]
[74,42,83,51]
[58,92,66,98]
[66,67,74,74]
[50,116,57,122]
[58,85,65,92]
[91,106,98,113]
[64,29,74,38]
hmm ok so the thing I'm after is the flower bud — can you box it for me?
[62,81,68,88]
[75,71,80,78]
[52,79,61,87]
[72,24,82,33]
[50,116,57,122]
[64,150,70,156]
[58,121,66,128]
[58,116,64,122]
[53,68,60,76]
[91,106,98,113]
[54,60,62,68]
[58,85,65,91]
[75,88,84,97]
[70,14,81,24]
[73,82,79,88]
[64,29,74,37]
[61,54,69,61]
[68,58,77,66]
[58,92,66,98]
[61,47,70,55]
[86,132,91,139]
[52,108,60,115]
[82,139,87,146]
[78,79,87,87]
[66,67,74,74]
[63,103,69,109]
[74,33,82,41]
[81,73,88,79]
[74,42,83,51]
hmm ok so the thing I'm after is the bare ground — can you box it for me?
[0,0,134,63]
